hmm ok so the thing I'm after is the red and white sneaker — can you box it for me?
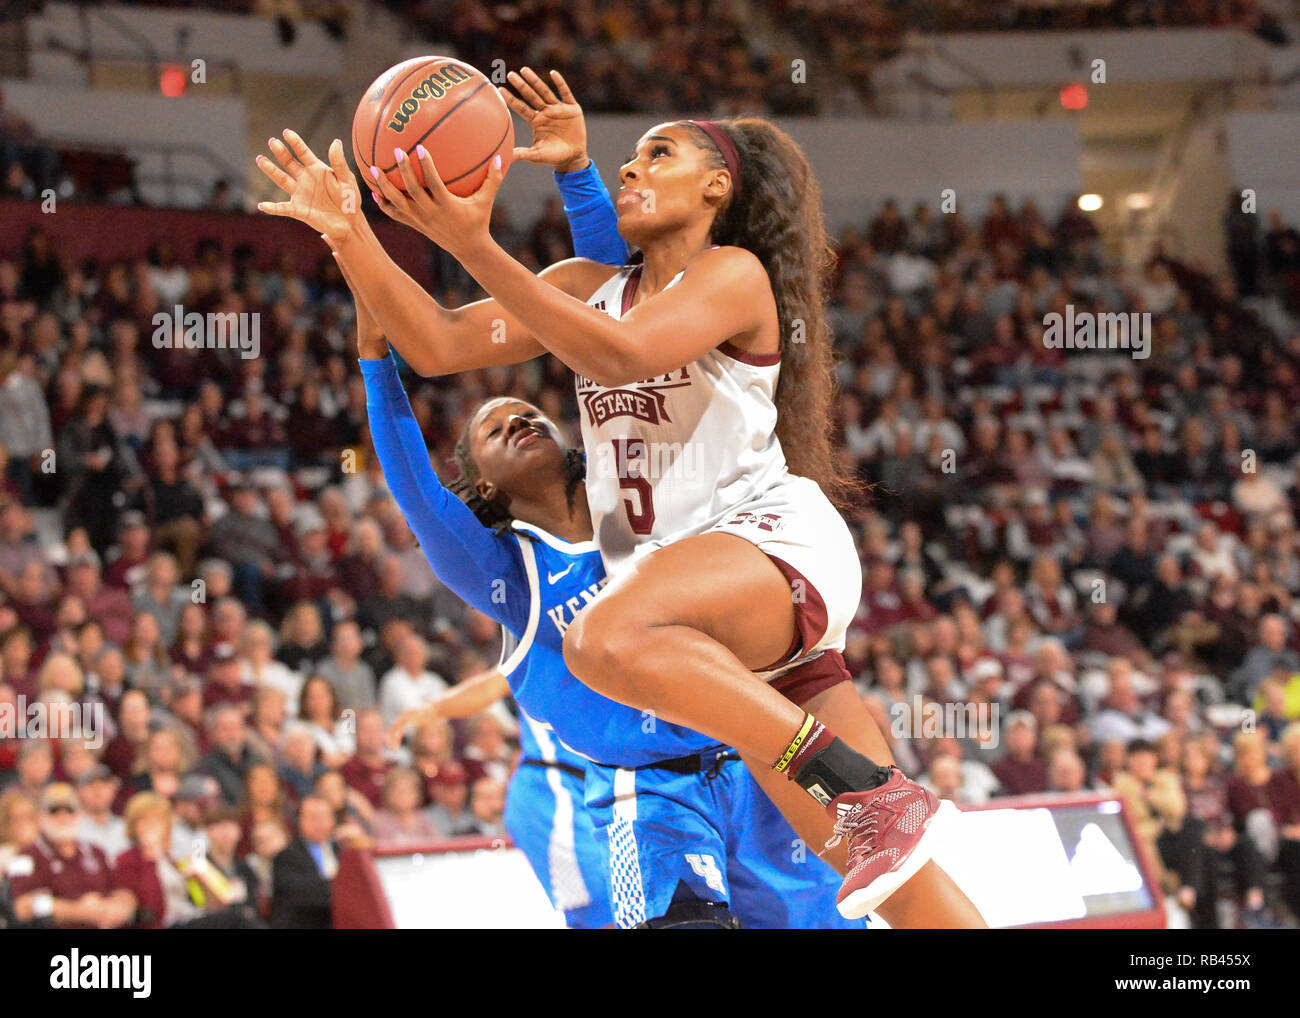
[823,766,946,919]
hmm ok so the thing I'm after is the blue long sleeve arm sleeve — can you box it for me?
[554,161,630,266]
[360,354,530,632]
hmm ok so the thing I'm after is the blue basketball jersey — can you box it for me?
[495,520,718,768]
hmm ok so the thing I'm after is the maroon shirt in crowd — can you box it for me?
[991,755,1049,796]
[8,835,114,928]
[340,755,389,810]
[1267,768,1300,829]
[110,846,167,929]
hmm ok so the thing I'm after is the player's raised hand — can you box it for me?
[387,703,442,748]
[368,141,504,258]
[256,130,365,243]
[499,67,589,173]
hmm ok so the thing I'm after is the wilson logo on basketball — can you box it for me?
[387,63,475,132]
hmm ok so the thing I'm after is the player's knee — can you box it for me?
[562,601,616,687]
[562,597,637,695]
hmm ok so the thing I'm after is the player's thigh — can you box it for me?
[583,531,797,673]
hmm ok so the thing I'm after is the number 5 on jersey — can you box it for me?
[612,437,655,535]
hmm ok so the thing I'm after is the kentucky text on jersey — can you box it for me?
[545,575,610,638]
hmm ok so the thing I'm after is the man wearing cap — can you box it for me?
[991,711,1049,797]
[8,784,134,928]
[76,765,128,859]
[179,804,264,927]
[204,642,255,712]
[104,510,151,590]
[425,760,470,835]
[279,514,337,605]
[159,672,207,758]
[170,773,220,859]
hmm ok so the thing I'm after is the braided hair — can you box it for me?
[450,399,587,530]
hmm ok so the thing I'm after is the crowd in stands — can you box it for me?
[828,190,1300,929]
[394,0,818,115]
[2,144,1300,925]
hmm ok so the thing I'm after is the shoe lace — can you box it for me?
[821,801,877,860]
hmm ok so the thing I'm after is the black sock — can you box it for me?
[793,737,892,805]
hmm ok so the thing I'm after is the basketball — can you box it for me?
[352,55,514,196]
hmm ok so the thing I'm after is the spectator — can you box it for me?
[371,767,440,846]
[1088,660,1172,746]
[208,484,285,611]
[0,786,39,874]
[1234,614,1300,703]
[75,765,127,860]
[104,510,151,590]
[1181,736,1268,926]
[314,620,376,712]
[1046,747,1088,793]
[340,710,393,811]
[425,760,471,836]
[241,620,303,716]
[270,794,340,929]
[8,783,133,929]
[277,724,326,802]
[145,438,206,577]
[238,763,288,853]
[357,554,425,636]
[101,688,151,784]
[297,674,353,768]
[119,728,189,810]
[1112,740,1207,925]
[454,777,508,838]
[110,792,205,929]
[204,642,255,713]
[991,711,1048,796]
[183,805,264,926]
[199,706,269,806]
[276,601,329,675]
[129,552,188,648]
[9,741,53,800]
[1268,723,1300,921]
[378,633,447,728]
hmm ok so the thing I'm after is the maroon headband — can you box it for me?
[686,119,742,201]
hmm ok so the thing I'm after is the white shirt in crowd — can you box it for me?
[378,666,449,727]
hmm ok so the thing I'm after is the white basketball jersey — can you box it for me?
[578,261,790,576]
